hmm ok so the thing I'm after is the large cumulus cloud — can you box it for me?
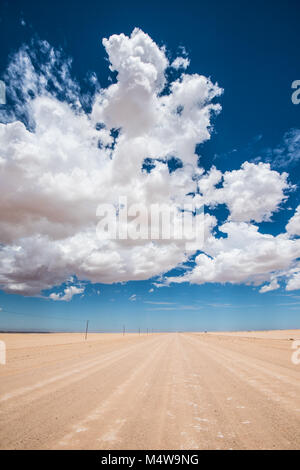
[0,28,298,298]
[166,222,300,289]
[0,29,221,296]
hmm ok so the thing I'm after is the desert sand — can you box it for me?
[0,330,299,450]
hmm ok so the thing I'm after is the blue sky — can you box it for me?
[0,0,300,332]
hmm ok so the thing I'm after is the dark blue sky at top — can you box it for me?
[0,0,300,331]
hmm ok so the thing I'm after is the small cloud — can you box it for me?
[207,303,232,308]
[278,301,300,306]
[259,279,279,294]
[152,282,168,289]
[171,57,190,70]
[264,128,300,168]
[129,294,137,301]
[148,288,154,293]
[49,285,85,302]
[146,307,175,311]
[146,304,199,311]
[144,301,176,305]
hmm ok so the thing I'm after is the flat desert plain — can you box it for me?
[0,330,299,450]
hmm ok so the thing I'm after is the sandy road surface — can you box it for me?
[0,331,299,449]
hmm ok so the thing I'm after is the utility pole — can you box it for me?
[85,320,89,341]
[138,327,140,336]
[147,328,148,336]
[123,324,125,336]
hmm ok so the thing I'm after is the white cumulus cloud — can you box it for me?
[0,28,299,298]
[286,205,300,236]
[201,162,291,223]
[259,279,280,293]
[171,57,190,70]
[166,221,300,290]
[286,270,300,291]
[49,285,85,301]
[0,29,222,296]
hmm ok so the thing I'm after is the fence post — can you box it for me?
[85,320,89,340]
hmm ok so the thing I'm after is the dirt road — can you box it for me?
[0,331,299,449]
